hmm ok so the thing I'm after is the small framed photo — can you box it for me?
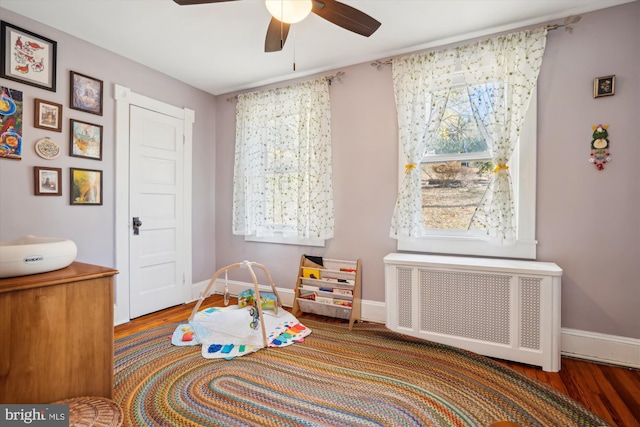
[70,119,103,160]
[70,71,103,115]
[1,21,57,92]
[594,75,615,98]
[70,167,102,205]
[34,166,62,196]
[34,99,63,132]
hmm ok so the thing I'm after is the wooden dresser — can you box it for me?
[0,262,118,403]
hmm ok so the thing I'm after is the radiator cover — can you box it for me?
[384,253,562,372]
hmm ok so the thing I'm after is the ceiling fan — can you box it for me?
[173,0,381,53]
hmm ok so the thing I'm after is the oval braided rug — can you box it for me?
[114,319,609,427]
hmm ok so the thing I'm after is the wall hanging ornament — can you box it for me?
[589,124,610,170]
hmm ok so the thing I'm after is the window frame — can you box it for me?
[396,91,538,259]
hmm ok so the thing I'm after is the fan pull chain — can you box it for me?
[280,18,285,50]
[292,27,296,71]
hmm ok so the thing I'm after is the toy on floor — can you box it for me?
[171,306,311,359]
[238,288,255,307]
[171,260,311,359]
[180,325,195,342]
[238,289,278,315]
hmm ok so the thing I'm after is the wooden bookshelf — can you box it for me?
[292,255,362,328]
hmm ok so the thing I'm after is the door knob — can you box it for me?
[133,217,142,235]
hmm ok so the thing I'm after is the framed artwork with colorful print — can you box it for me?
[0,21,57,92]
[0,86,23,160]
[70,71,103,116]
[70,119,102,160]
[34,98,63,132]
[34,166,62,196]
[70,167,103,205]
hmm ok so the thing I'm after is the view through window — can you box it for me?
[421,85,494,231]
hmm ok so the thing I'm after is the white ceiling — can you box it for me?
[1,0,634,95]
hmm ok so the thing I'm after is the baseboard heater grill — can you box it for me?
[384,253,562,372]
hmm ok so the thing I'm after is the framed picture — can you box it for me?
[0,86,23,160]
[0,21,57,92]
[34,166,62,196]
[70,167,102,205]
[70,119,102,160]
[70,71,103,115]
[594,75,615,98]
[34,99,62,132]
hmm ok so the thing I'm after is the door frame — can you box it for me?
[114,84,194,325]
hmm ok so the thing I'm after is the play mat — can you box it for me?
[171,261,311,359]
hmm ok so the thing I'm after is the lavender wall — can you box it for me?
[536,3,639,337]
[1,3,637,339]
[215,2,640,339]
[0,9,217,284]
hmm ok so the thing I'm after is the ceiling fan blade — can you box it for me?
[311,0,381,37]
[173,0,237,5]
[265,17,290,52]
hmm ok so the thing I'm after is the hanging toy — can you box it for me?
[589,124,611,170]
[223,270,230,306]
[249,307,260,330]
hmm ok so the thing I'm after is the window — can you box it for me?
[398,92,537,259]
[232,78,334,246]
[390,28,547,259]
[421,84,493,231]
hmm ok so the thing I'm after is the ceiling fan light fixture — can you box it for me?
[265,0,313,24]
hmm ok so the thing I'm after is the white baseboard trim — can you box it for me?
[191,280,640,369]
[191,278,296,307]
[190,278,388,323]
[560,328,640,369]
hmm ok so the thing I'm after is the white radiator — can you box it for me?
[384,253,562,372]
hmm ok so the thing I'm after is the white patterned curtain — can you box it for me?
[232,78,334,240]
[389,50,457,238]
[390,28,547,242]
[463,28,547,243]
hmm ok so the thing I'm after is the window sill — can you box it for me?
[397,235,537,260]
[245,234,326,247]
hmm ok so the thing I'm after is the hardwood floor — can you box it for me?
[114,295,640,427]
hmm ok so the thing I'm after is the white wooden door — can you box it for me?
[129,105,185,318]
